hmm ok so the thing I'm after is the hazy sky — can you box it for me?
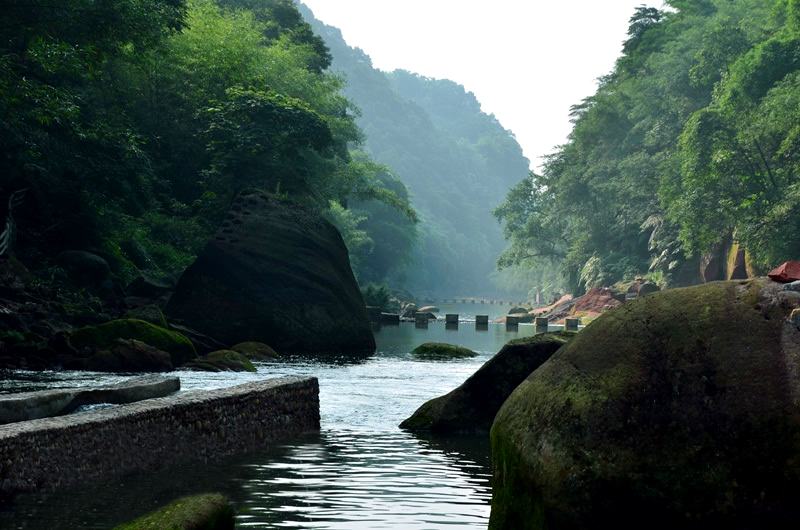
[300,1,659,171]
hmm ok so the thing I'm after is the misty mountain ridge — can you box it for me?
[297,2,531,297]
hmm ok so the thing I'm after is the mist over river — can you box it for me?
[0,322,554,529]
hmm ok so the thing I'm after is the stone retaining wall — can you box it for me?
[0,376,319,494]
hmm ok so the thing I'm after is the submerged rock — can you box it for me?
[489,279,800,529]
[411,342,477,360]
[401,332,573,433]
[165,192,375,355]
[113,493,235,530]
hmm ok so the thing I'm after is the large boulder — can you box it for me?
[489,279,800,529]
[401,332,573,433]
[165,192,375,354]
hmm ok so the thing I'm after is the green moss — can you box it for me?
[113,493,235,530]
[230,341,279,361]
[411,342,477,360]
[70,319,196,367]
[489,279,800,527]
[123,305,169,328]
[489,425,546,530]
[181,350,256,372]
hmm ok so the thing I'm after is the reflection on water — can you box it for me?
[0,323,554,529]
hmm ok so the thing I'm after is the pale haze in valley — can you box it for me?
[300,0,659,171]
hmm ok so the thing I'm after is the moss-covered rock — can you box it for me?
[411,342,477,360]
[123,304,169,329]
[230,341,279,361]
[489,279,800,529]
[180,350,255,372]
[70,319,196,367]
[401,332,573,433]
[87,339,173,372]
[113,493,235,530]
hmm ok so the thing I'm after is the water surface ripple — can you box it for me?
[0,323,548,529]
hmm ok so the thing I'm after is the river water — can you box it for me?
[0,319,553,529]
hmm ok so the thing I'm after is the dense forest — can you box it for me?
[495,0,800,295]
[0,0,415,289]
[5,0,797,305]
[297,3,532,297]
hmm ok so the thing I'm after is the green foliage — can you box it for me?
[496,0,800,292]
[1,0,414,287]
[359,283,400,313]
[324,201,374,275]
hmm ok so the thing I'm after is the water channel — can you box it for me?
[0,317,553,529]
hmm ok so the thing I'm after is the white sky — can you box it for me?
[300,0,659,171]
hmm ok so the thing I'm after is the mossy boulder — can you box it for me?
[123,304,168,329]
[87,339,173,372]
[489,279,800,529]
[401,332,573,433]
[230,341,279,361]
[411,342,477,360]
[70,319,196,367]
[181,350,256,372]
[114,493,235,530]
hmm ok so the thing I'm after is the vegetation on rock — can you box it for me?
[411,342,477,360]
[181,350,256,372]
[113,493,235,530]
[230,342,279,361]
[70,319,196,367]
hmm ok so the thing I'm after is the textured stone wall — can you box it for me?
[0,376,319,493]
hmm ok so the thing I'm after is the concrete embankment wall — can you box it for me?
[0,376,319,494]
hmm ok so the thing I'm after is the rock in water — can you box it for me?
[411,342,477,360]
[165,192,375,354]
[401,332,572,433]
[489,279,800,529]
[113,493,235,530]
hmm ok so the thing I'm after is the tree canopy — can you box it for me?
[0,0,414,283]
[495,0,800,294]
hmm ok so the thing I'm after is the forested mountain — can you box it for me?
[0,0,413,285]
[495,0,800,295]
[297,3,531,297]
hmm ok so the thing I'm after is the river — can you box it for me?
[0,319,554,529]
